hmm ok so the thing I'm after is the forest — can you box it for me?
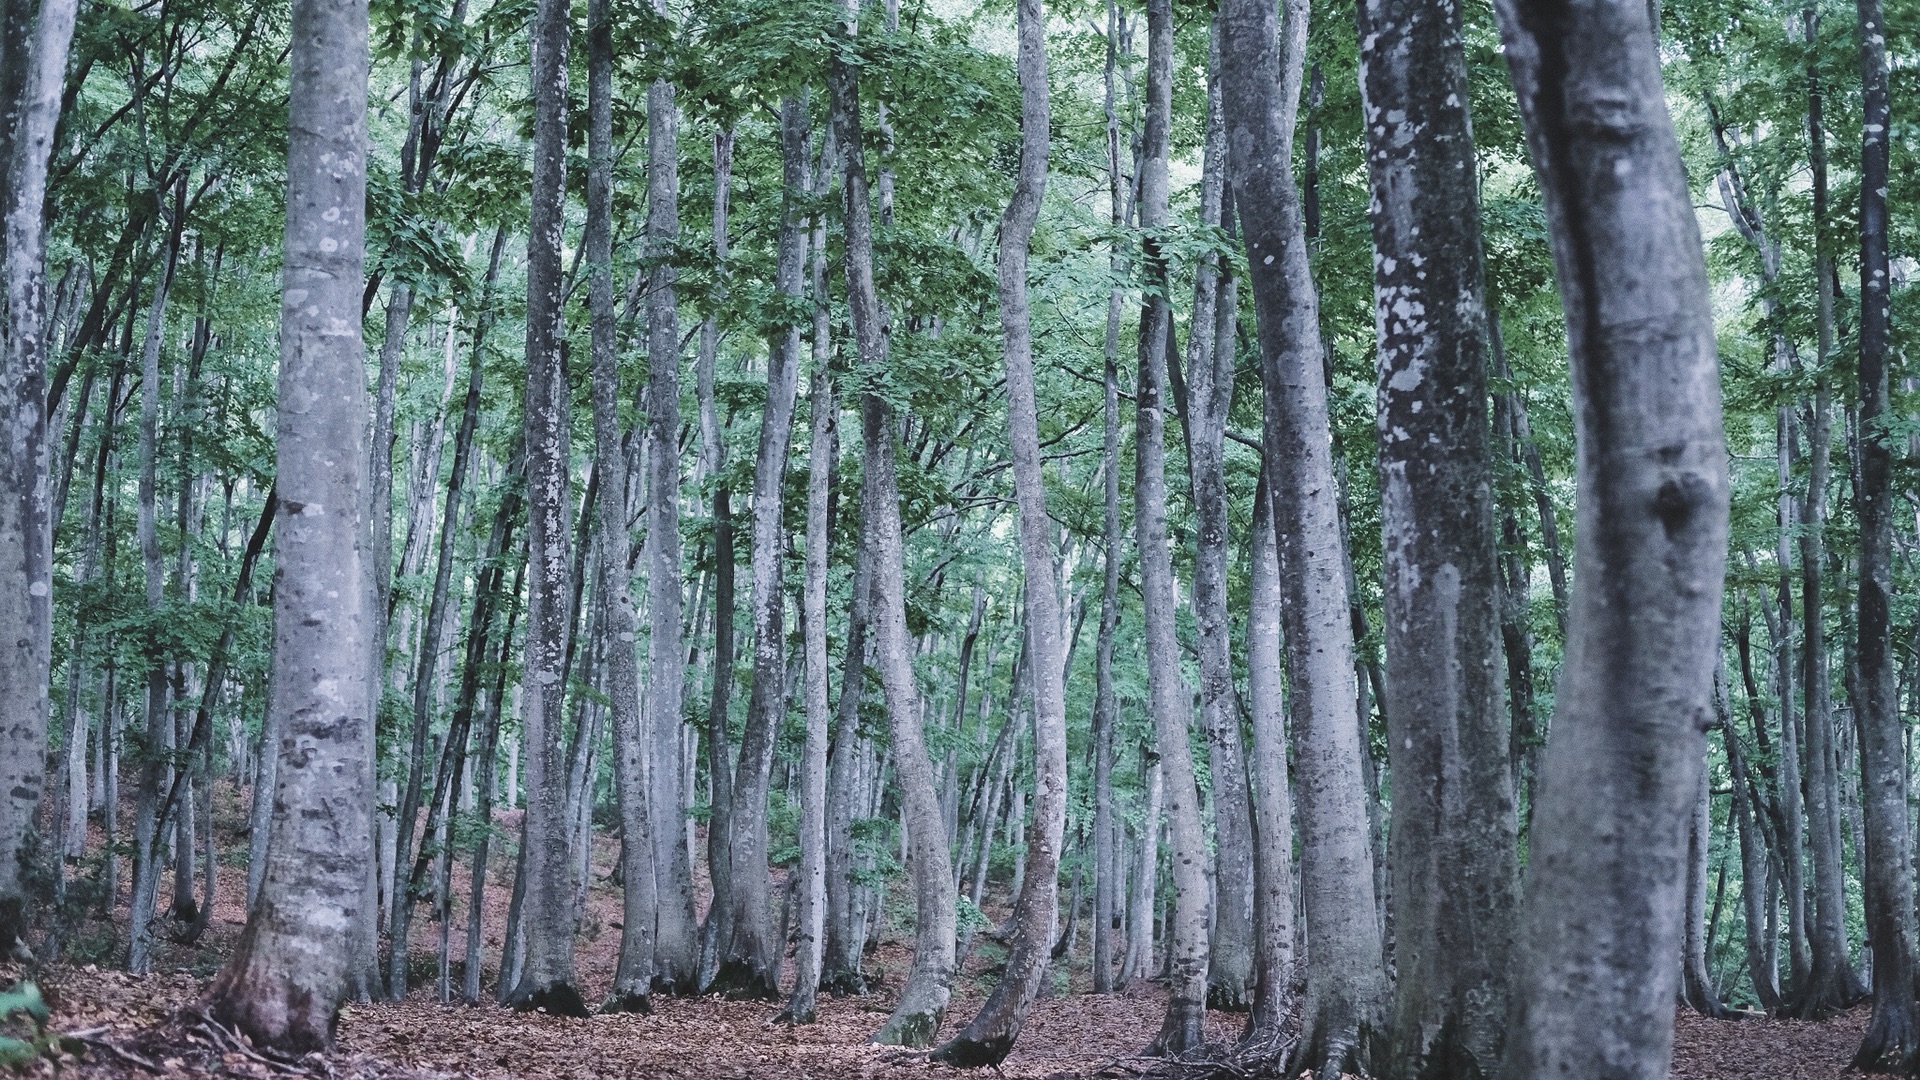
[0,0,1912,1072]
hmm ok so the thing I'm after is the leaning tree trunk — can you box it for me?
[1848,0,1914,1061]
[507,0,584,1014]
[931,0,1067,1062]
[1488,0,1731,1071]
[830,0,957,1043]
[642,15,699,993]
[205,0,374,1047]
[1218,0,1387,1070]
[1356,0,1521,1063]
[0,0,77,961]
[714,94,808,1001]
[586,0,656,1011]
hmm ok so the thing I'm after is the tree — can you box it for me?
[588,0,655,1012]
[931,0,1066,1061]
[507,0,585,1014]
[1218,0,1388,1069]
[1133,0,1210,1056]
[205,0,373,1046]
[1489,0,1731,1074]
[0,0,78,962]
[643,0,700,995]
[1847,0,1913,1063]
[830,0,957,1043]
[713,91,808,1001]
[1355,0,1521,1065]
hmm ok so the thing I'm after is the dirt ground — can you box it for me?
[2,788,1874,1079]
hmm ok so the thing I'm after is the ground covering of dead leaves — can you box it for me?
[2,788,1875,1079]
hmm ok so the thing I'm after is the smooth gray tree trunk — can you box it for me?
[586,0,656,1010]
[206,0,374,1044]
[128,186,185,975]
[643,23,699,995]
[933,0,1066,1060]
[1178,37,1255,1015]
[0,0,76,960]
[779,361,834,1026]
[1219,0,1388,1069]
[714,95,807,1001]
[1245,471,1296,1041]
[1488,0,1730,1069]
[1134,0,1209,1056]
[1849,0,1912,1060]
[830,0,957,1040]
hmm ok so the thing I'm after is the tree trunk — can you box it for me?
[1720,659,1783,1011]
[465,542,524,1003]
[1218,0,1387,1068]
[1488,0,1731,1071]
[128,182,187,975]
[830,1,957,1041]
[697,126,737,991]
[1245,470,1296,1041]
[1091,0,1127,999]
[0,0,75,958]
[1791,372,1863,1018]
[205,0,374,1044]
[933,0,1067,1059]
[584,0,653,1012]
[1119,753,1161,986]
[1177,36,1255,1015]
[507,0,583,1013]
[1680,757,1730,1016]
[1848,0,1912,1058]
[713,96,807,1001]
[1357,0,1521,1062]
[643,25,699,994]
[777,362,833,1026]
[819,188,872,999]
[1132,0,1208,1056]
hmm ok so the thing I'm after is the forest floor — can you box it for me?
[2,786,1874,1079]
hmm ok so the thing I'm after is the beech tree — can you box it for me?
[1356,0,1521,1067]
[205,0,373,1047]
[0,0,77,962]
[506,0,584,1014]
[1491,0,1731,1073]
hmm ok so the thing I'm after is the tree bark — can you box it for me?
[643,20,699,993]
[778,361,834,1026]
[697,126,737,990]
[932,0,1066,1059]
[1245,470,1296,1041]
[584,0,655,1010]
[1488,0,1731,1071]
[1132,0,1209,1057]
[128,181,187,975]
[713,95,807,1001]
[1219,0,1388,1068]
[507,0,583,1013]
[1177,35,1255,1015]
[205,0,374,1044]
[1090,0,1126,1000]
[829,0,957,1041]
[1848,0,1911,1059]
[1356,0,1521,1062]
